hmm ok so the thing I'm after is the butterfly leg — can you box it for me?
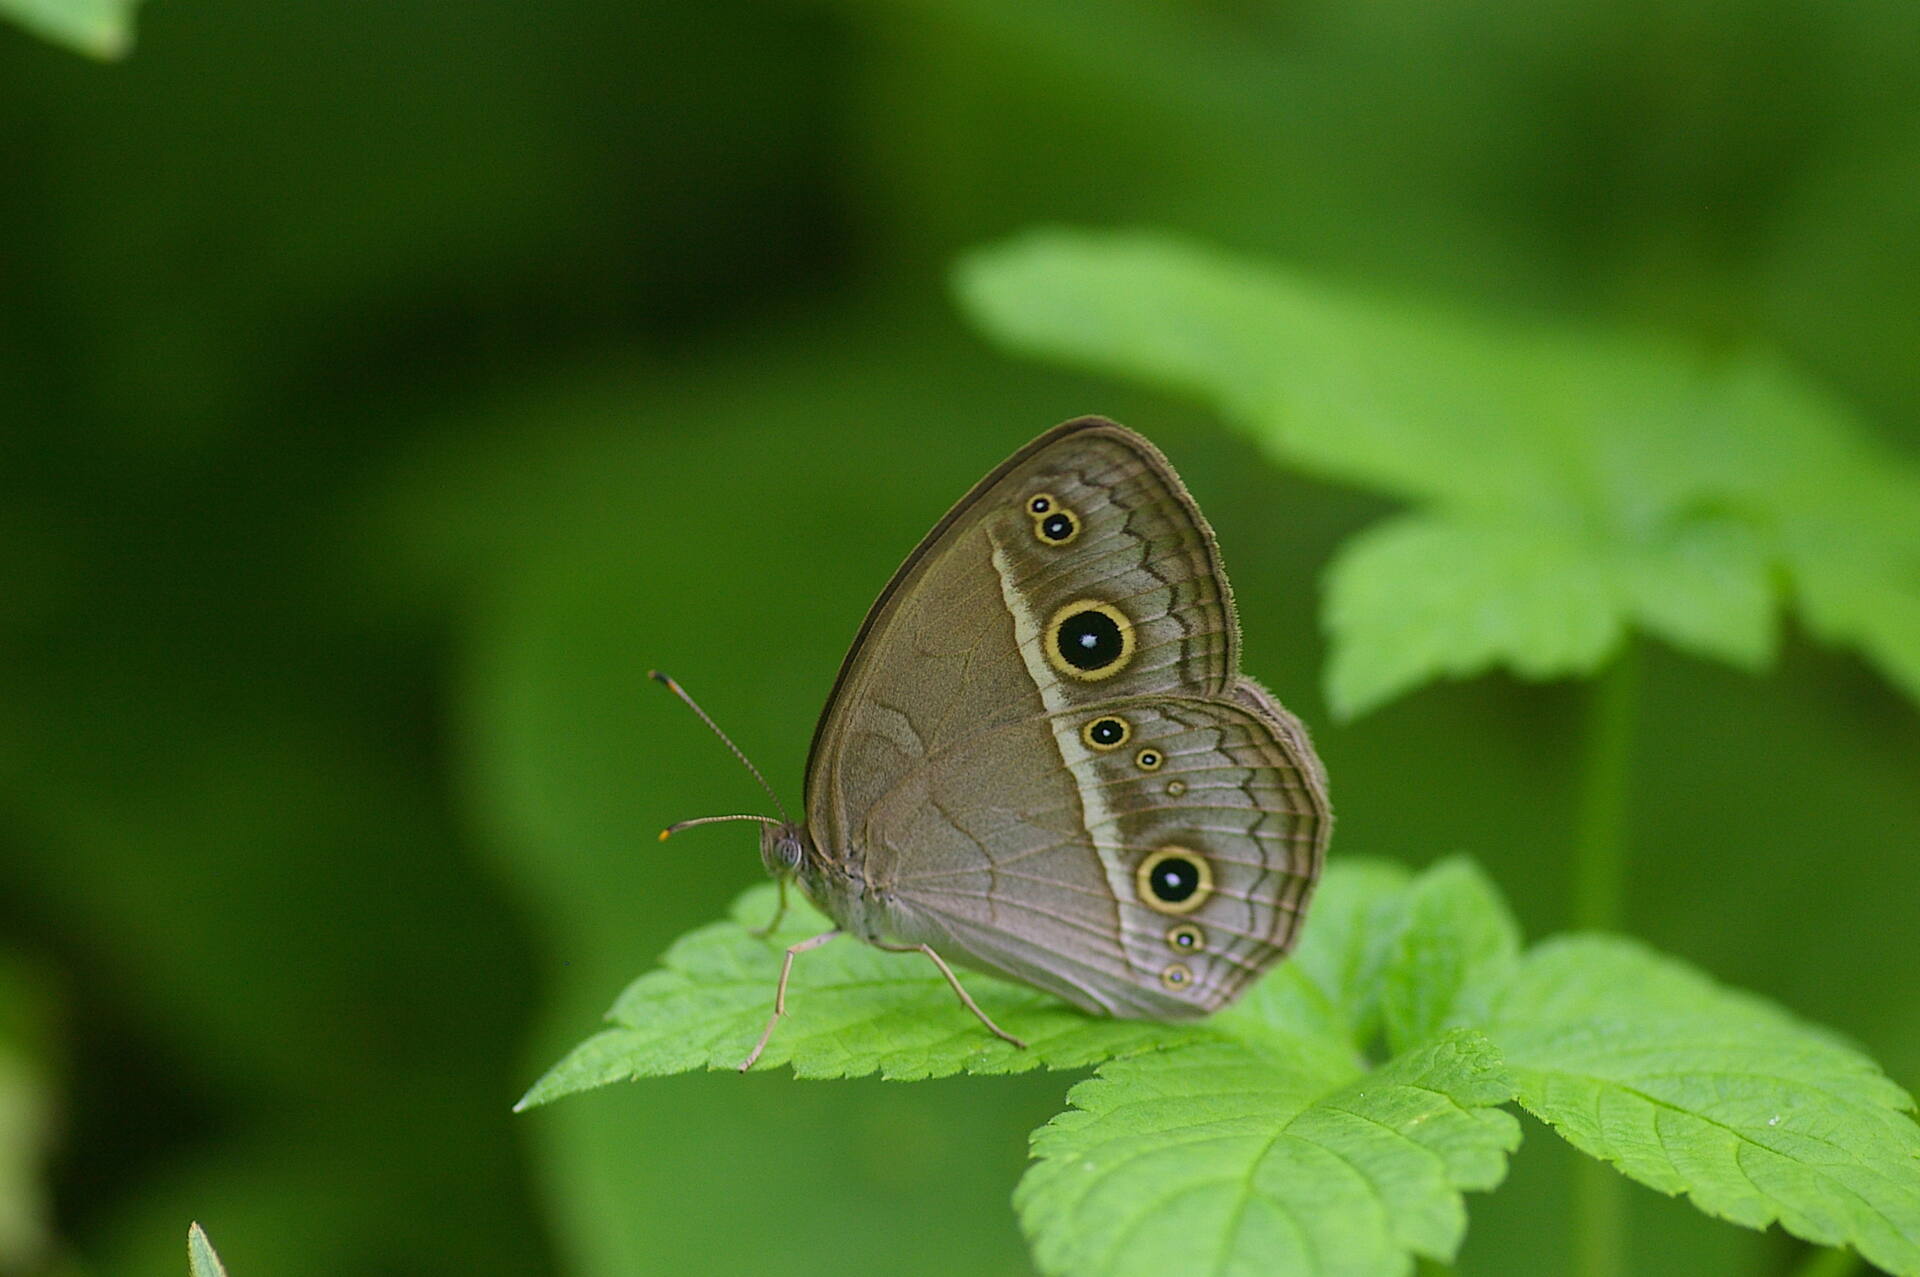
[738,928,841,1072]
[747,876,790,940]
[874,941,1028,1051]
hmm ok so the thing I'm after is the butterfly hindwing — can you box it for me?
[858,693,1326,1016]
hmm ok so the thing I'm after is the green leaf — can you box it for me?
[527,860,1525,1276]
[955,228,1563,511]
[1324,511,1777,719]
[1221,858,1411,1054]
[0,0,140,58]
[1719,361,1920,705]
[956,228,1920,715]
[522,860,1429,1104]
[1323,514,1623,720]
[1485,935,1920,1275]
[188,1222,230,1277]
[527,852,1920,1275]
[1379,857,1520,1055]
[516,884,1188,1100]
[1018,1029,1520,1277]
[1612,513,1776,674]
[1784,514,1920,707]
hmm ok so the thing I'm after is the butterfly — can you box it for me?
[656,417,1330,1069]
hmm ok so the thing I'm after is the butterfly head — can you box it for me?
[648,669,809,881]
[758,821,809,877]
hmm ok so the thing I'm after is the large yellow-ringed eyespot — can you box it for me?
[1026,492,1058,515]
[1080,715,1131,751]
[1166,923,1206,953]
[1135,845,1213,915]
[1032,507,1080,545]
[1160,962,1196,992]
[1134,747,1164,771]
[1044,599,1135,681]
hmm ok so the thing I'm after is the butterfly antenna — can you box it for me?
[657,813,785,841]
[648,670,792,826]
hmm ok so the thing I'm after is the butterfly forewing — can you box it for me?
[806,419,1237,852]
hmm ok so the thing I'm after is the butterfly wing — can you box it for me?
[802,417,1329,1016]
[857,689,1326,1015]
[805,417,1239,857]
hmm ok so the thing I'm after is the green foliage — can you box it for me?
[1489,938,1920,1276]
[1379,859,1520,1055]
[0,0,138,57]
[955,230,1920,718]
[516,885,1186,1094]
[1021,1031,1515,1277]
[188,1223,229,1277]
[529,857,1920,1275]
[8,1,1920,1273]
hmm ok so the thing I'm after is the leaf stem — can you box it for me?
[1790,1248,1861,1277]
[1572,643,1640,932]
[1573,1157,1626,1277]
[1571,643,1640,1277]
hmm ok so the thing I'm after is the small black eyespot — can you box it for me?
[1168,924,1205,950]
[1135,748,1163,771]
[1087,717,1126,747]
[1040,512,1075,541]
[1029,496,1051,514]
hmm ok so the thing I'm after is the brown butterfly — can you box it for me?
[657,417,1331,1069]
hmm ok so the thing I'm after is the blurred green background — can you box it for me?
[2,1,1917,1274]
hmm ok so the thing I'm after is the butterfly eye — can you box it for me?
[1034,510,1080,544]
[1160,962,1196,992]
[1045,599,1135,681]
[1080,715,1131,750]
[1166,923,1206,952]
[1135,845,1213,915]
[1134,747,1163,771]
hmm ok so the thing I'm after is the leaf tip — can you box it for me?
[512,1078,555,1112]
[188,1221,229,1277]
